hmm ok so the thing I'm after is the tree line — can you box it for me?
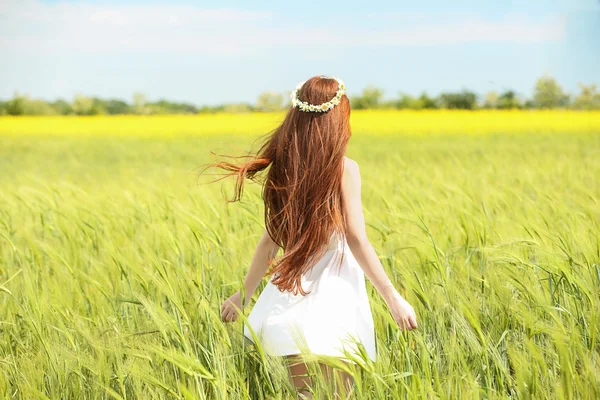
[350,77,598,111]
[1,76,599,116]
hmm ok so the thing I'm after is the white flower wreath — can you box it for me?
[290,76,346,113]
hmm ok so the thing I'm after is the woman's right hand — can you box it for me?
[221,291,243,322]
[382,287,418,331]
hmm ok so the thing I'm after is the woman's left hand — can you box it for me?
[221,291,243,322]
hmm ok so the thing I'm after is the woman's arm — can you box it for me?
[241,228,280,302]
[342,158,418,330]
[222,228,280,322]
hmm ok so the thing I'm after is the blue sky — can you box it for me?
[1,0,598,105]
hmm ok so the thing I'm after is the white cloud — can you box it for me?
[0,0,566,54]
[353,15,566,46]
[0,0,274,53]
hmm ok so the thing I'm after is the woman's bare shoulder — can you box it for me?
[343,156,359,173]
[342,156,361,185]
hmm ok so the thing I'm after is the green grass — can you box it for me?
[1,132,599,399]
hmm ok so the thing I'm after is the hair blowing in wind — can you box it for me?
[200,76,352,295]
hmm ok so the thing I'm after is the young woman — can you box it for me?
[213,76,418,398]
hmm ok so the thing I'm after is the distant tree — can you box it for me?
[0,101,6,115]
[255,91,284,112]
[72,94,95,115]
[25,98,56,115]
[497,90,522,109]
[377,100,393,109]
[6,93,27,115]
[572,83,600,110]
[198,105,225,114]
[4,93,61,115]
[350,85,384,109]
[438,90,478,110]
[174,101,197,113]
[484,91,499,108]
[223,103,254,113]
[395,93,423,110]
[51,99,73,115]
[534,76,569,108]
[419,92,437,109]
[147,99,198,114]
[89,98,107,115]
[105,99,131,115]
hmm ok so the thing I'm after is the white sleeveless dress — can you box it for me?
[243,233,377,363]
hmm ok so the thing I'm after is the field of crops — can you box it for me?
[1,110,600,136]
[1,111,599,399]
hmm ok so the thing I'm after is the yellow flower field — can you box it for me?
[1,110,599,136]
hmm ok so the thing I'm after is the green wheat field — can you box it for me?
[1,130,599,399]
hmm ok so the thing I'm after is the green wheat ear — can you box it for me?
[1,127,598,399]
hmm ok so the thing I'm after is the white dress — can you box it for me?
[243,233,377,363]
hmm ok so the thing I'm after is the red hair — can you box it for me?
[201,76,352,295]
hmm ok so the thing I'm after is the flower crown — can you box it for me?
[290,76,346,112]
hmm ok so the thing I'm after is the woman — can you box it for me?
[212,76,418,398]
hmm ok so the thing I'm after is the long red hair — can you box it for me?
[201,76,352,295]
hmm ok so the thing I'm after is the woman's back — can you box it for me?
[243,211,377,364]
[215,76,417,398]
